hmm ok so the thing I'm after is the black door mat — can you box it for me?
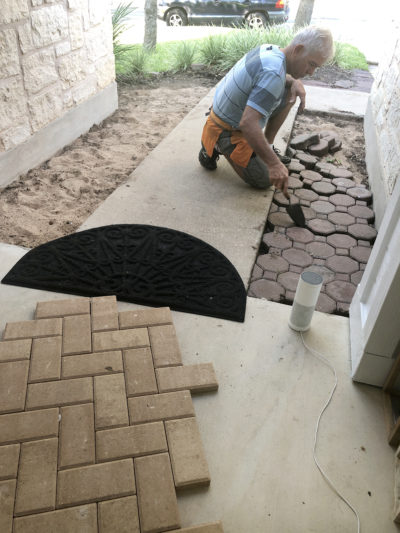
[2,224,246,322]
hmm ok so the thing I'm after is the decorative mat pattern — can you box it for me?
[0,296,223,533]
[1,225,246,323]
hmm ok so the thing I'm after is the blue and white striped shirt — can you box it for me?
[213,44,286,129]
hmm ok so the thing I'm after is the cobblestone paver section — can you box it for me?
[0,296,222,533]
[249,131,376,315]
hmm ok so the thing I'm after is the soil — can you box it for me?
[0,66,371,249]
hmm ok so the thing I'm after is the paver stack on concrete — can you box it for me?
[0,295,223,533]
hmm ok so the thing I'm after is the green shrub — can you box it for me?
[112,2,136,70]
[172,41,197,71]
[199,34,227,66]
[332,42,369,70]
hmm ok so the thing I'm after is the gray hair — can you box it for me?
[291,26,334,61]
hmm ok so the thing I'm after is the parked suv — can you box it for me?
[158,0,289,28]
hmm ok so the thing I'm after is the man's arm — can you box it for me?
[286,74,306,113]
[239,105,288,195]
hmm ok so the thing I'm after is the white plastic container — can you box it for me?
[289,271,323,332]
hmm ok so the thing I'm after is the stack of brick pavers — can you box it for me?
[0,295,223,533]
[249,131,377,315]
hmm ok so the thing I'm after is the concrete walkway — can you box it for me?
[0,86,397,532]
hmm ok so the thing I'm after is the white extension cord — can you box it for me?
[300,331,361,533]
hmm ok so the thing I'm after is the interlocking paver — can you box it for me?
[61,350,123,379]
[348,204,375,221]
[351,271,364,285]
[129,391,195,425]
[267,211,295,228]
[347,186,372,203]
[29,336,62,383]
[13,504,98,533]
[326,280,356,303]
[135,453,180,533]
[349,246,372,263]
[262,232,292,250]
[316,293,336,314]
[156,363,218,394]
[119,307,172,329]
[256,254,289,273]
[310,200,335,215]
[311,181,336,196]
[248,279,284,301]
[57,459,136,507]
[329,194,355,207]
[348,223,377,242]
[124,348,158,397]
[26,377,93,410]
[3,318,62,340]
[148,325,183,368]
[308,139,329,156]
[288,175,303,189]
[62,314,92,355]
[290,132,319,149]
[295,188,319,202]
[327,233,357,249]
[0,361,29,414]
[326,256,359,274]
[92,328,149,353]
[165,418,210,488]
[307,219,336,236]
[96,421,168,462]
[0,479,16,533]
[282,248,313,268]
[328,168,353,179]
[59,404,95,469]
[277,272,300,292]
[0,408,59,445]
[0,444,20,481]
[35,298,90,319]
[0,339,32,363]
[91,295,119,332]
[296,152,317,168]
[273,191,300,207]
[15,438,58,516]
[331,177,355,189]
[94,373,129,430]
[169,523,224,533]
[327,212,356,226]
[98,496,140,533]
[286,226,314,243]
[306,242,335,259]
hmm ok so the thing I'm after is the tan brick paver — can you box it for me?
[0,296,222,531]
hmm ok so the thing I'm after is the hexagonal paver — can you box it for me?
[316,293,336,314]
[282,248,313,268]
[288,176,303,189]
[327,212,356,226]
[273,191,300,207]
[277,271,300,292]
[311,182,336,196]
[348,205,375,222]
[267,211,295,229]
[329,194,356,207]
[326,256,359,274]
[286,226,314,244]
[248,279,284,301]
[307,218,336,236]
[327,233,357,248]
[332,177,355,189]
[302,207,317,220]
[325,280,356,303]
[347,187,373,203]
[348,224,377,242]
[306,265,335,284]
[299,170,323,185]
[290,133,319,150]
[295,189,319,203]
[296,152,317,169]
[308,139,329,156]
[256,254,289,273]
[251,264,263,281]
[349,246,372,263]
[288,161,306,173]
[262,232,292,250]
[311,200,335,215]
[329,168,353,180]
[306,241,335,259]
[315,161,336,177]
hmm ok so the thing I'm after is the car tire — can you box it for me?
[166,8,188,26]
[246,11,268,29]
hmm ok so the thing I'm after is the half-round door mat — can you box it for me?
[2,224,246,322]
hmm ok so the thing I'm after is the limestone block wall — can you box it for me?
[0,0,117,185]
[365,28,400,228]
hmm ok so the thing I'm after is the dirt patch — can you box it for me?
[0,73,215,248]
[303,65,374,93]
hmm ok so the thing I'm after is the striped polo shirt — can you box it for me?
[213,44,286,129]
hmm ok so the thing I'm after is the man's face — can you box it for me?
[290,45,326,79]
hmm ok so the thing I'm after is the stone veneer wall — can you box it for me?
[0,0,117,186]
[365,26,400,229]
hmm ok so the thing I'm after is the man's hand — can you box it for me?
[268,160,289,196]
[287,77,306,113]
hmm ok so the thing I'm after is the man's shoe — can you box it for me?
[273,146,291,165]
[199,146,219,171]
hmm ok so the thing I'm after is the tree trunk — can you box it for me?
[143,0,157,51]
[294,0,315,30]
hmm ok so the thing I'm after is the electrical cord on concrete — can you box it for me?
[300,332,361,533]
